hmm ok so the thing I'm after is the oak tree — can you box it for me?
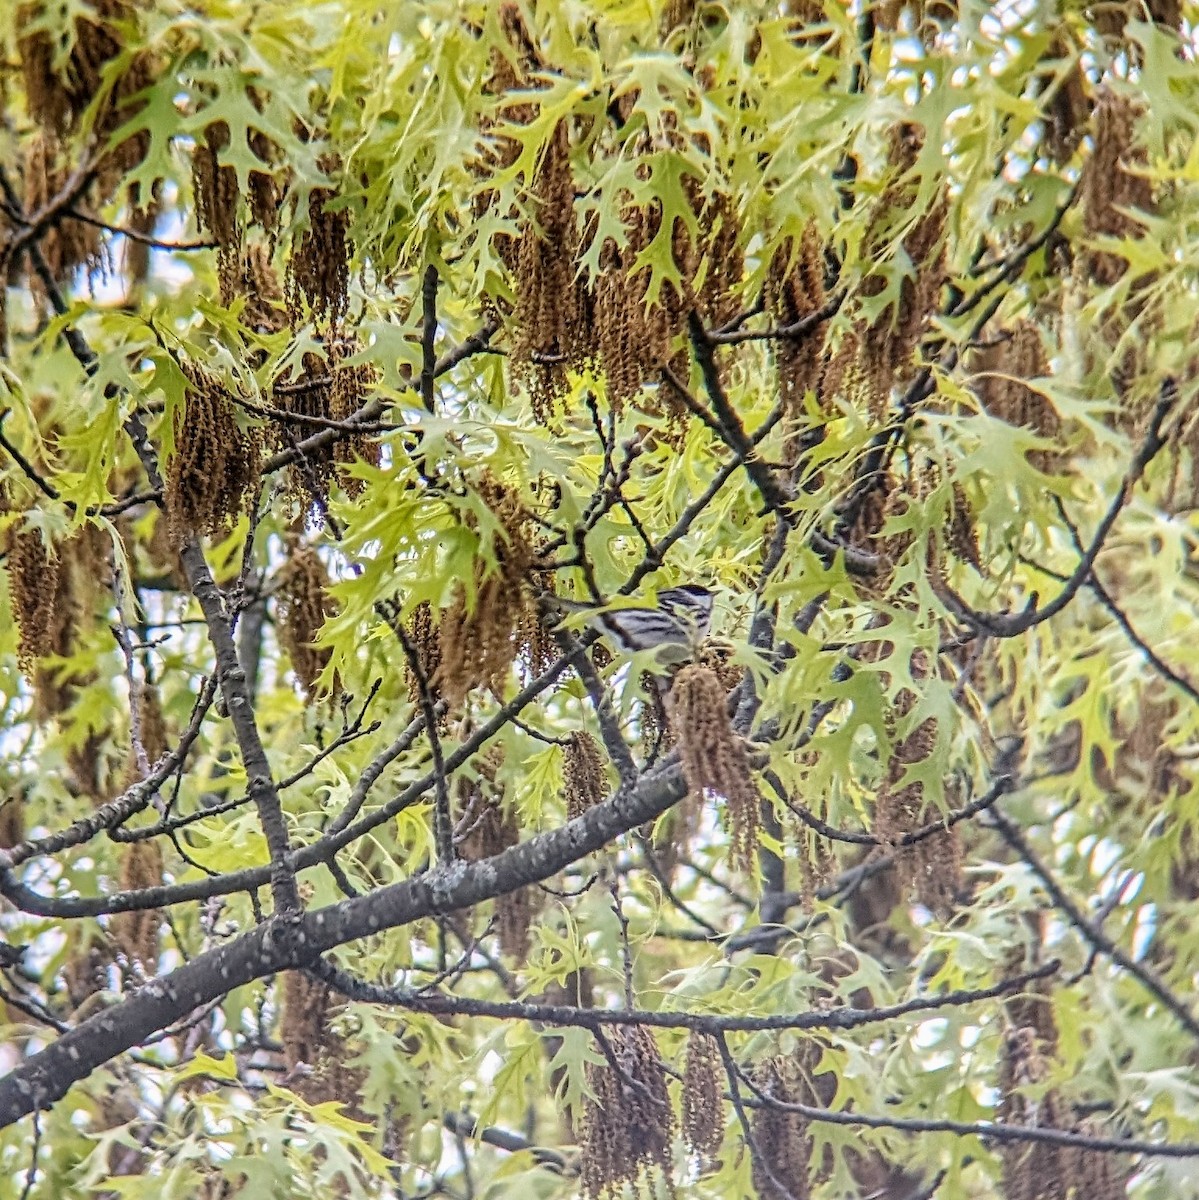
[1,2,1199,1198]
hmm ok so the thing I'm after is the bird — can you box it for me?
[554,583,715,665]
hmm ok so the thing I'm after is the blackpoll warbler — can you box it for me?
[555,584,715,665]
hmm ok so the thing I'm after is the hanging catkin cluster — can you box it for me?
[112,839,163,968]
[669,664,760,870]
[997,1027,1070,1200]
[593,186,741,416]
[6,523,76,677]
[165,362,261,545]
[998,1025,1132,1200]
[678,180,744,331]
[435,475,541,706]
[5,520,107,717]
[1091,0,1182,44]
[858,123,948,419]
[404,601,443,707]
[17,0,143,136]
[286,154,351,327]
[192,122,242,297]
[510,120,592,423]
[682,1030,724,1167]
[22,131,102,282]
[1081,89,1153,287]
[456,753,537,960]
[873,653,961,911]
[279,970,367,1117]
[477,9,742,421]
[191,107,285,313]
[973,321,1060,472]
[275,336,380,504]
[280,970,336,1071]
[765,223,830,423]
[564,730,605,820]
[476,3,542,183]
[275,542,337,700]
[1042,33,1091,165]
[235,241,288,335]
[748,1054,815,1200]
[580,1024,675,1200]
[16,0,155,215]
[246,112,284,234]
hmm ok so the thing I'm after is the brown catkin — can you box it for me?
[580,1024,675,1200]
[5,520,107,717]
[0,800,25,850]
[873,651,961,911]
[457,757,537,961]
[17,2,75,137]
[765,223,829,421]
[973,321,1060,472]
[1082,89,1152,287]
[302,1044,367,1123]
[275,543,337,700]
[591,167,739,420]
[134,680,169,769]
[749,1055,814,1200]
[63,930,110,1009]
[6,523,72,676]
[23,131,102,283]
[112,839,163,967]
[660,0,698,34]
[669,665,760,870]
[564,730,605,820]
[682,1030,723,1166]
[286,155,350,327]
[124,183,161,285]
[273,336,379,505]
[997,1028,1070,1200]
[280,964,369,1120]
[639,669,673,758]
[17,0,154,179]
[247,120,283,234]
[511,119,592,423]
[1042,33,1090,165]
[165,362,261,545]
[859,123,947,418]
[280,969,335,1071]
[192,122,242,298]
[695,189,743,329]
[435,475,540,706]
[405,601,442,707]
[947,482,981,570]
[236,242,288,334]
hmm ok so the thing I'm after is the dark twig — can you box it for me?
[420,264,440,413]
[706,289,845,345]
[0,410,58,499]
[391,615,454,865]
[936,379,1177,638]
[311,956,1061,1036]
[18,1108,41,1200]
[731,1058,1191,1157]
[990,809,1199,1044]
[715,1031,801,1200]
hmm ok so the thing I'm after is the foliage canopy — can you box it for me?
[2,1,1199,1198]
